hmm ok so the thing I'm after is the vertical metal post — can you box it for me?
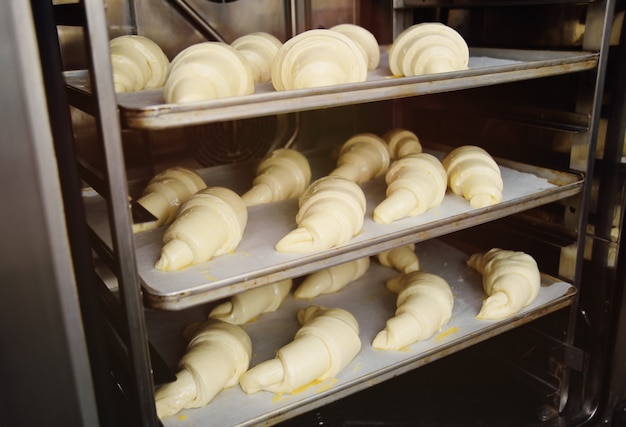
[0,0,99,425]
[80,0,158,423]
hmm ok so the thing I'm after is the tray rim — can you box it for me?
[65,47,599,130]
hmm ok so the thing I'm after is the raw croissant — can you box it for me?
[329,133,391,184]
[329,24,380,70]
[466,248,541,320]
[271,29,368,91]
[240,305,361,394]
[294,257,370,299]
[376,244,419,273]
[164,42,254,104]
[388,22,469,77]
[155,187,247,271]
[373,153,447,224]
[109,35,170,93]
[155,319,252,418]
[275,176,366,253]
[231,32,283,83]
[209,279,293,324]
[241,148,312,206]
[441,145,503,208]
[373,271,454,350]
[383,128,422,160]
[132,166,207,233]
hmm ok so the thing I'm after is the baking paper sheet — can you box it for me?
[153,238,574,427]
[133,161,564,308]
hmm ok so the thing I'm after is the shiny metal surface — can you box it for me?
[1,1,98,425]
[81,0,159,422]
[52,0,618,424]
[83,150,583,310]
[149,238,576,426]
[62,48,599,130]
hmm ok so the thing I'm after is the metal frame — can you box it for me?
[0,0,99,425]
[14,0,621,425]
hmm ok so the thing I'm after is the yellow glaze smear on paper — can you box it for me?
[271,378,338,403]
[177,414,187,421]
[435,326,459,340]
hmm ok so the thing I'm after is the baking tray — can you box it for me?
[65,47,599,130]
[83,151,583,310]
[147,237,576,427]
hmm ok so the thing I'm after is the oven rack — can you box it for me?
[83,150,583,311]
[65,47,599,130]
[147,237,576,427]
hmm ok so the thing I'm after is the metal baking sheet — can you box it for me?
[65,48,598,130]
[106,152,581,311]
[149,237,576,427]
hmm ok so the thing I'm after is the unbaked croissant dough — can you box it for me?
[271,29,368,91]
[373,153,447,224]
[109,35,170,93]
[329,24,380,70]
[231,32,283,83]
[155,319,252,418]
[133,166,207,233]
[329,133,391,184]
[376,244,419,274]
[388,22,469,77]
[373,271,453,350]
[441,145,503,208]
[164,42,254,104]
[155,187,247,271]
[466,248,541,320]
[209,279,293,324]
[240,305,361,394]
[383,128,422,160]
[275,176,366,253]
[294,257,370,299]
[241,148,312,206]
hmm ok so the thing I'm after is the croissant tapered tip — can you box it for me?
[209,301,234,320]
[293,283,324,300]
[240,359,284,394]
[275,227,318,253]
[155,239,194,271]
[372,331,394,350]
[241,183,274,206]
[155,369,196,419]
[373,188,416,224]
[476,291,513,320]
[469,193,502,209]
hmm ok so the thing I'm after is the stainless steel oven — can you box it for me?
[3,0,626,426]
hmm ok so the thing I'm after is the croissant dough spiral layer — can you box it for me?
[240,305,361,394]
[110,35,170,93]
[156,187,247,271]
[164,42,254,104]
[271,29,368,91]
[275,176,366,253]
[330,133,391,184]
[373,153,447,224]
[442,145,503,208]
[295,257,370,299]
[209,279,293,324]
[329,24,380,70]
[133,166,206,233]
[383,128,423,160]
[155,320,252,418]
[467,248,541,320]
[376,244,419,274]
[242,148,312,206]
[373,271,454,350]
[388,22,469,77]
[231,32,282,83]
